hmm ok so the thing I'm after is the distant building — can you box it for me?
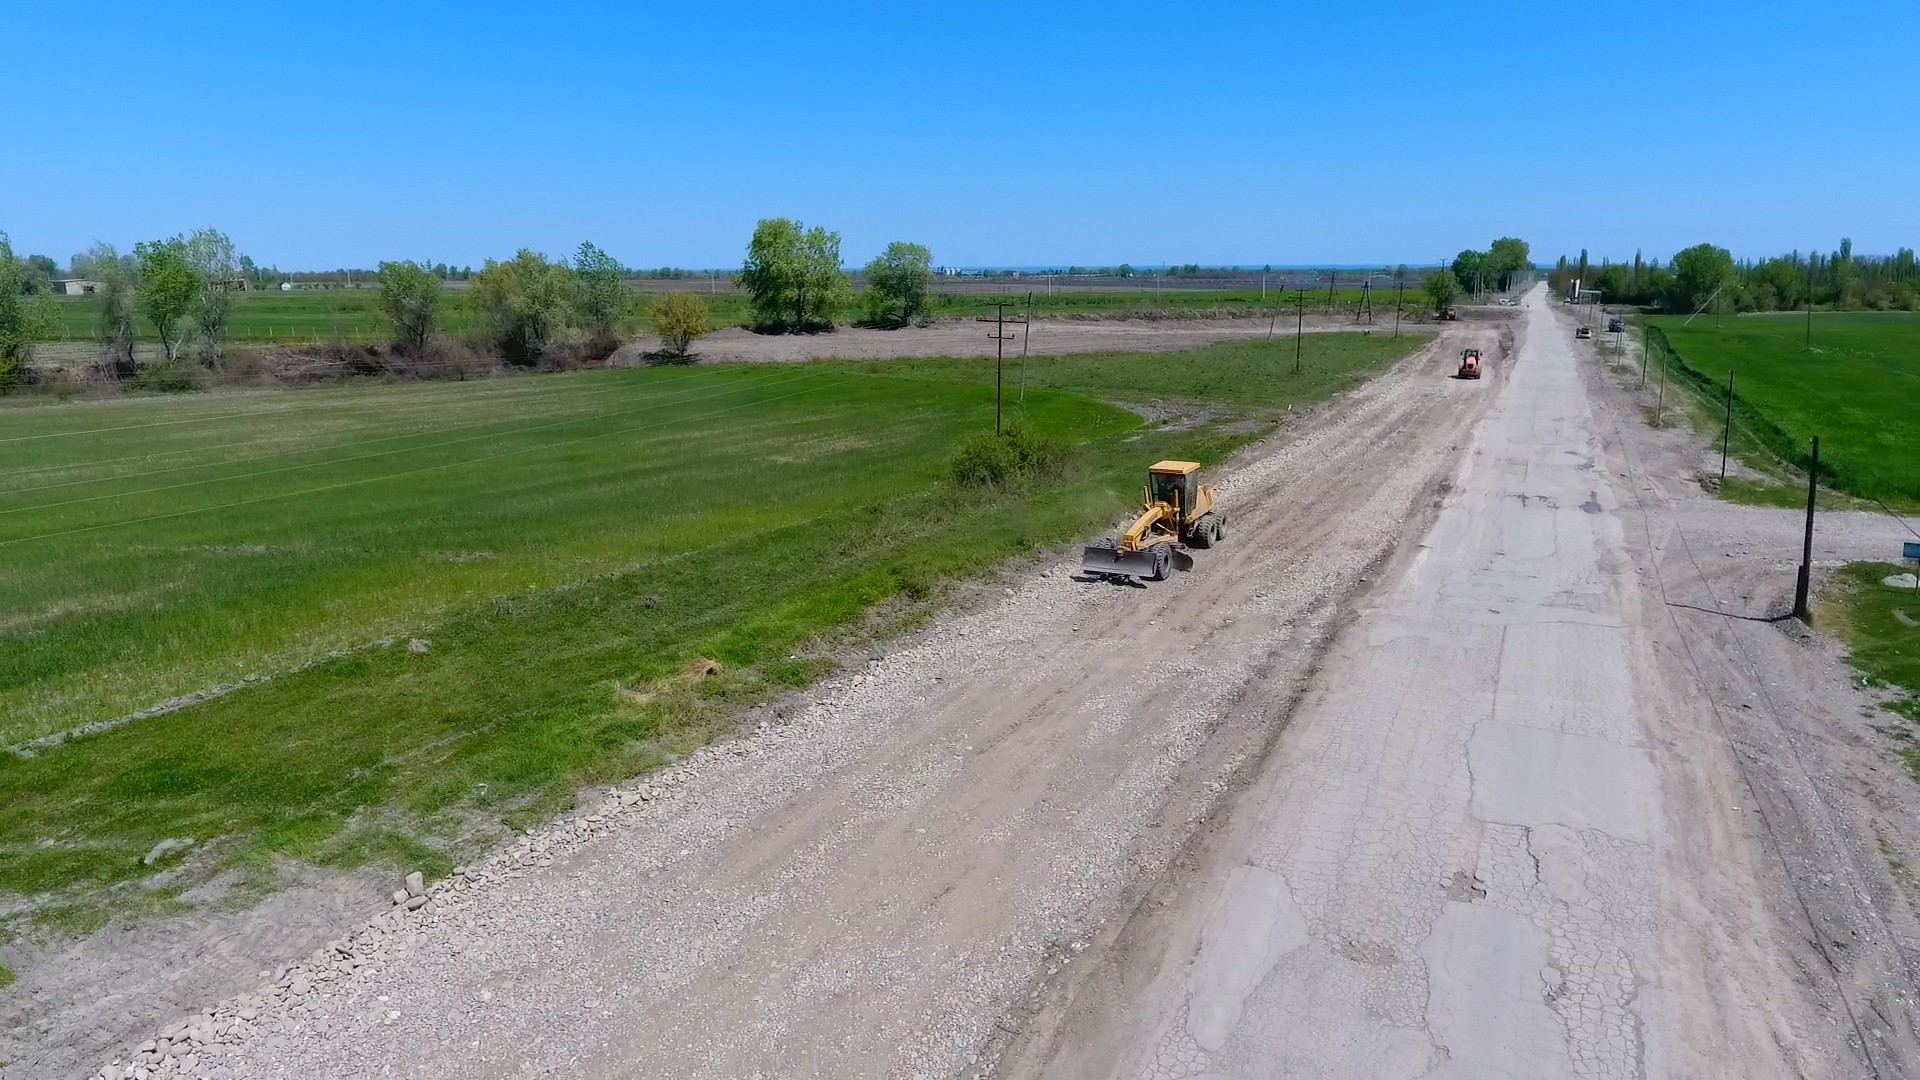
[52,278,102,296]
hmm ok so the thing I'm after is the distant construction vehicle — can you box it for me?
[1455,348,1483,379]
[1081,460,1225,581]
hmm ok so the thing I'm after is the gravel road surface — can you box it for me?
[80,325,1505,1079]
[1000,288,1920,1078]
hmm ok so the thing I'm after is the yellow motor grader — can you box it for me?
[1080,460,1225,581]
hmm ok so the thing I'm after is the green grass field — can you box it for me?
[50,287,1415,345]
[1650,312,1920,506]
[0,332,1427,927]
[1824,563,1920,776]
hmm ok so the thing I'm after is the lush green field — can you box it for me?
[1650,312,1920,505]
[0,332,1427,927]
[50,287,1416,345]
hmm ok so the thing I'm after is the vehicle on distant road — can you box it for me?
[1575,326,1593,340]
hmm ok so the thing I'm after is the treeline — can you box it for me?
[1418,237,1534,314]
[0,218,945,392]
[1545,239,1920,314]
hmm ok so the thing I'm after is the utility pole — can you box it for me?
[1018,290,1033,403]
[1655,339,1668,423]
[1793,436,1821,620]
[1805,261,1815,349]
[1720,370,1736,483]
[1640,324,1650,389]
[1392,268,1404,338]
[1294,287,1306,374]
[1326,270,1336,314]
[987,302,1019,433]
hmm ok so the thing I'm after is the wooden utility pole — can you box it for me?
[1294,288,1306,373]
[1794,436,1821,620]
[979,302,1026,433]
[1720,370,1736,484]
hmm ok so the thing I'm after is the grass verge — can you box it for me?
[1821,563,1920,778]
[0,332,1428,931]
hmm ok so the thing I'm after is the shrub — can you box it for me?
[861,241,933,327]
[378,260,443,355]
[473,249,574,365]
[129,362,202,393]
[652,294,713,356]
[948,424,1070,488]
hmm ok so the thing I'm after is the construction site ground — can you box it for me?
[47,292,1920,1079]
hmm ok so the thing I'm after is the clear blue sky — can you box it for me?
[6,1,1915,271]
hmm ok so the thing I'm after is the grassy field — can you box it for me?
[1823,563,1920,777]
[50,287,1420,345]
[1649,312,1920,506]
[0,332,1427,929]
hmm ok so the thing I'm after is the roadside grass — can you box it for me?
[49,287,1416,345]
[0,332,1424,930]
[1648,312,1920,509]
[1821,563,1920,778]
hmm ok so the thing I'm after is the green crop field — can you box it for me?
[49,287,1415,345]
[1650,312,1920,506]
[0,331,1427,929]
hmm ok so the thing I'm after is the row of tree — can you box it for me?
[378,242,713,363]
[1415,236,1535,315]
[739,218,933,332]
[1545,239,1920,314]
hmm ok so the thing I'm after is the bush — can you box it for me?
[473,249,574,365]
[129,362,202,393]
[948,425,1070,488]
[652,294,713,356]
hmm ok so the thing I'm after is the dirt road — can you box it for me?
[625,313,1416,364]
[107,327,1501,1079]
[1000,289,1920,1077]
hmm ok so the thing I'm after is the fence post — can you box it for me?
[1720,370,1735,483]
[1793,435,1820,621]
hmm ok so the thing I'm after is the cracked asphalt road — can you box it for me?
[1007,287,1888,1078]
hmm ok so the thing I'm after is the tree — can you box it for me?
[572,241,630,343]
[0,233,58,392]
[73,242,136,376]
[861,241,933,327]
[1450,249,1488,296]
[183,228,240,366]
[1486,237,1532,290]
[1665,243,1736,314]
[737,218,848,333]
[472,249,573,364]
[377,260,443,355]
[651,293,712,356]
[20,253,58,295]
[1425,268,1460,314]
[134,237,200,365]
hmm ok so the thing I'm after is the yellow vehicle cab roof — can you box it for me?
[1150,460,1202,475]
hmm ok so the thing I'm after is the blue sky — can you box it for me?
[5,1,1916,271]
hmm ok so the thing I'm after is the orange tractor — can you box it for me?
[1455,348,1483,379]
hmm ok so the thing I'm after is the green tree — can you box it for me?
[377,260,443,355]
[0,234,58,391]
[1450,249,1488,295]
[183,228,240,366]
[738,218,849,332]
[20,254,58,295]
[651,293,712,356]
[473,249,573,365]
[572,241,631,343]
[73,243,137,376]
[1665,243,1736,314]
[1425,268,1460,314]
[861,241,933,326]
[1486,237,1532,290]
[134,237,201,365]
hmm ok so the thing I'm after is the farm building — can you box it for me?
[53,278,102,296]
